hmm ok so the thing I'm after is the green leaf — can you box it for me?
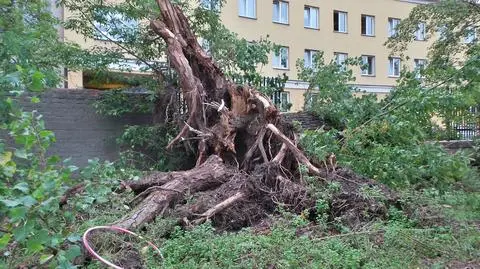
[30,96,41,104]
[30,71,45,92]
[47,155,61,165]
[0,234,11,249]
[8,206,27,222]
[13,182,29,193]
[66,234,81,243]
[64,245,81,261]
[0,152,12,165]
[39,130,53,138]
[67,165,78,172]
[20,196,37,207]
[0,199,21,207]
[14,149,28,159]
[13,221,34,242]
[26,238,44,252]
[26,229,49,253]
[39,254,54,265]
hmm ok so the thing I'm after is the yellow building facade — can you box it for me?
[62,0,434,112]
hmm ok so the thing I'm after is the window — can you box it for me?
[201,0,220,11]
[273,47,289,69]
[414,59,427,78]
[333,11,347,33]
[273,0,289,24]
[464,27,477,44]
[415,22,426,41]
[304,6,319,29]
[361,55,375,76]
[361,15,375,36]
[437,25,448,40]
[388,57,401,77]
[304,49,317,68]
[271,91,291,112]
[388,18,400,37]
[238,0,256,18]
[334,52,348,70]
[93,9,138,42]
[201,39,211,55]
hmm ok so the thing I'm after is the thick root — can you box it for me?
[115,155,234,230]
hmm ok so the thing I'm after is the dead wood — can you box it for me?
[266,124,322,177]
[59,183,85,207]
[115,155,234,230]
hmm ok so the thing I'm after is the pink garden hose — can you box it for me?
[82,226,163,269]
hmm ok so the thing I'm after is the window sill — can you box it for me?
[333,31,348,34]
[388,75,400,78]
[273,21,289,26]
[238,15,257,20]
[94,38,123,43]
[361,34,375,37]
[273,67,289,71]
[304,26,319,30]
[414,39,427,42]
[361,74,376,77]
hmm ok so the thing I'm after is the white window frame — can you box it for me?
[272,46,289,69]
[464,27,477,44]
[93,10,138,42]
[271,91,291,112]
[414,58,427,78]
[201,0,220,11]
[238,0,256,19]
[388,18,400,37]
[334,52,348,70]
[415,22,426,41]
[304,49,317,68]
[333,10,348,33]
[388,57,401,77]
[304,6,319,29]
[273,0,289,24]
[361,15,375,36]
[361,55,375,76]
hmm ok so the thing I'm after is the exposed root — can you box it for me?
[266,124,323,177]
[115,155,234,230]
[191,192,245,225]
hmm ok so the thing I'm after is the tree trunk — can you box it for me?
[112,0,396,232]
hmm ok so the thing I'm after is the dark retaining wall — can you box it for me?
[13,89,152,167]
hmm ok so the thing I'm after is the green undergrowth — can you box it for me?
[80,170,480,269]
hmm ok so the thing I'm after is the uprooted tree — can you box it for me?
[114,0,397,231]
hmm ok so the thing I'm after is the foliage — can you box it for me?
[298,51,474,188]
[297,51,381,130]
[117,124,195,171]
[0,1,117,266]
[0,107,83,267]
[386,0,480,135]
[93,89,155,116]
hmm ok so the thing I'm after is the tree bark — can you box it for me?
[115,155,234,230]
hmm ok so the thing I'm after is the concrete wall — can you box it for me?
[16,89,152,167]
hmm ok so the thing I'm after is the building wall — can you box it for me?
[62,0,433,112]
[220,0,432,111]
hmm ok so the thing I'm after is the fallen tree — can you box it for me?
[113,0,397,232]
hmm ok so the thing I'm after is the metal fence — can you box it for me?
[175,76,288,114]
[446,106,480,140]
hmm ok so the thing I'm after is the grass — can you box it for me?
[80,177,480,269]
